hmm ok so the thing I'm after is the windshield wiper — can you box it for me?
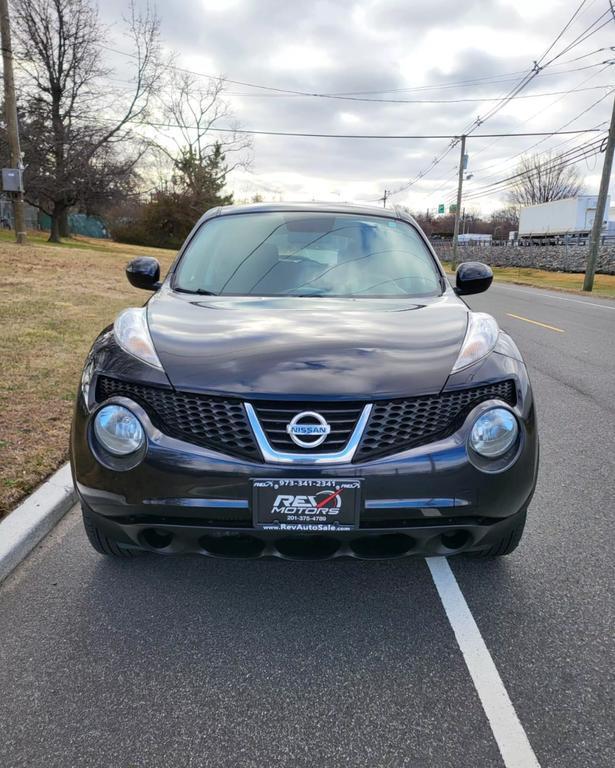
[177,287,218,296]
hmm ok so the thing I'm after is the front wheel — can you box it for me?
[81,505,146,558]
[465,510,527,558]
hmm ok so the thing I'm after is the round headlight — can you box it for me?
[469,408,518,458]
[94,405,145,456]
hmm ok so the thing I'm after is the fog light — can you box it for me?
[469,408,518,458]
[94,405,145,456]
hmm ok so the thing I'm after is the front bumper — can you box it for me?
[71,369,539,559]
[82,503,528,559]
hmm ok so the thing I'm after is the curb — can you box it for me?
[0,463,76,584]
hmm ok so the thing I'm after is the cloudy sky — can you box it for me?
[101,0,614,213]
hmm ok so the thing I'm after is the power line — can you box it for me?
[460,149,603,202]
[225,81,614,105]
[99,70,615,104]
[455,136,606,202]
[98,43,614,100]
[456,85,615,195]
[428,117,609,206]
[416,6,613,210]
[454,144,603,202]
[536,0,589,65]
[459,60,612,168]
[542,8,613,66]
[424,9,615,208]
[287,55,614,95]
[120,122,607,140]
[381,3,613,202]
[449,71,614,190]
[450,130,608,205]
[466,136,604,192]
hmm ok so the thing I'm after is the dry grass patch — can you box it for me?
[442,262,615,299]
[488,266,615,298]
[0,236,175,517]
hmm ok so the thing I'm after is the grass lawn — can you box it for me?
[442,262,615,298]
[0,233,176,518]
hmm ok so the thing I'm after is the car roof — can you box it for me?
[203,201,417,224]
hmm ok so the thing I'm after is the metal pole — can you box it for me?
[583,95,615,291]
[451,135,466,268]
[0,0,26,244]
[382,189,388,208]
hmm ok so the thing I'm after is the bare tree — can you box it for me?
[489,206,519,238]
[151,71,252,205]
[12,0,161,240]
[508,152,584,207]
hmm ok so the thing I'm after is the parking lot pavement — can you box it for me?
[0,281,613,768]
[1,509,504,768]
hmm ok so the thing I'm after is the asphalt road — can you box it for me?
[1,281,613,768]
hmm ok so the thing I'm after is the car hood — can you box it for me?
[147,288,468,399]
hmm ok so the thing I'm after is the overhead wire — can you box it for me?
[451,68,614,191]
[415,3,615,208]
[377,0,612,202]
[452,84,615,204]
[455,136,607,202]
[91,116,604,140]
[97,44,613,100]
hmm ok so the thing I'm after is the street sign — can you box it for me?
[449,204,457,214]
[438,203,445,214]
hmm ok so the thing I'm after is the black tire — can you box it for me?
[465,510,527,559]
[81,506,145,558]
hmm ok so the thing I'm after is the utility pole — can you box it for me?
[382,189,389,208]
[583,94,615,292]
[451,134,466,268]
[0,0,26,245]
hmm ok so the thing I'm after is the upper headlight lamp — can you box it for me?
[81,357,95,402]
[452,312,499,372]
[114,307,163,370]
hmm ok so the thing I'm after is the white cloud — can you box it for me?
[268,43,334,72]
[338,112,362,125]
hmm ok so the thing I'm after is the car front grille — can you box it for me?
[354,379,516,461]
[251,402,365,454]
[96,375,516,462]
[95,376,261,460]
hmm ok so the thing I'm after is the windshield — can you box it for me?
[173,211,442,298]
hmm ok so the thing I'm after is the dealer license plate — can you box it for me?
[252,478,361,532]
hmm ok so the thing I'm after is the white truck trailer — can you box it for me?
[518,195,611,243]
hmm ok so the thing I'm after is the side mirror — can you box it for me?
[455,261,493,296]
[126,257,161,291]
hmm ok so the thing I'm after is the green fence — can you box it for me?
[39,212,110,239]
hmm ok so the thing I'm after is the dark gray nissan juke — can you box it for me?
[71,203,539,560]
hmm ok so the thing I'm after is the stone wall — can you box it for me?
[433,242,615,275]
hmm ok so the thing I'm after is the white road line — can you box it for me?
[492,282,615,311]
[427,557,541,768]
